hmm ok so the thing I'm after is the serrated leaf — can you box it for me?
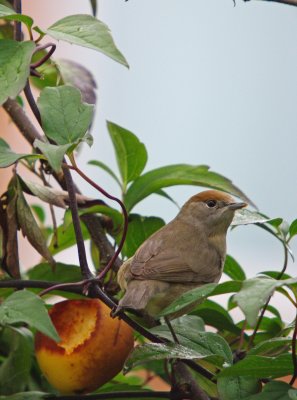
[56,59,96,104]
[0,290,59,341]
[0,138,40,168]
[107,122,148,191]
[89,159,121,187]
[151,323,232,366]
[219,354,293,379]
[234,276,297,327]
[224,255,246,281]
[37,85,94,145]
[16,183,54,265]
[34,139,72,173]
[289,219,297,239]
[46,14,128,67]
[157,283,217,318]
[124,342,215,373]
[0,4,33,29]
[124,164,254,212]
[0,40,35,105]
[245,381,293,400]
[217,377,261,400]
[123,214,165,258]
[0,327,33,395]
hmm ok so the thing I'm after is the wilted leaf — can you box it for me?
[219,354,293,379]
[0,290,59,341]
[5,192,20,278]
[124,164,254,212]
[217,377,261,400]
[224,255,246,281]
[34,139,72,173]
[46,14,128,67]
[107,122,148,191]
[0,40,35,105]
[123,214,165,258]
[16,182,54,265]
[37,85,94,145]
[157,283,217,318]
[56,59,97,104]
[0,327,33,395]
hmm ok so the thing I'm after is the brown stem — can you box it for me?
[31,43,56,68]
[45,391,172,399]
[13,0,22,41]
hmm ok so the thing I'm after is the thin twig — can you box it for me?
[13,0,22,41]
[243,0,297,5]
[24,81,41,124]
[67,160,128,281]
[31,43,56,69]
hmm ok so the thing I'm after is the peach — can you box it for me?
[35,299,134,394]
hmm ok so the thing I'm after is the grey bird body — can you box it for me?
[117,190,246,319]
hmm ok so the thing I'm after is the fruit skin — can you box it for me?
[35,299,134,394]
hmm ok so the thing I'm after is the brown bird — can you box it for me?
[117,190,246,319]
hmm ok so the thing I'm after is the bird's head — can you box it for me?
[179,190,247,234]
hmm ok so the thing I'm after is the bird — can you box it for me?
[116,190,246,320]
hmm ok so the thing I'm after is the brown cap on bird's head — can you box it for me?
[184,190,247,210]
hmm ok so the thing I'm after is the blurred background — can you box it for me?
[1,0,297,319]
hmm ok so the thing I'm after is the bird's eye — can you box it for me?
[206,200,217,208]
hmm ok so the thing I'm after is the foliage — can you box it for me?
[0,1,296,400]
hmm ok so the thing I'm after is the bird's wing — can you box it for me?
[130,237,220,283]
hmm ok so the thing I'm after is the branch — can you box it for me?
[290,311,297,385]
[46,391,172,400]
[243,0,297,5]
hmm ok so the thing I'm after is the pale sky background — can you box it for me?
[23,0,297,319]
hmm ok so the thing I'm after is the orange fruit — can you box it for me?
[35,299,134,394]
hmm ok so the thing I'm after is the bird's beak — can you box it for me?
[228,202,247,210]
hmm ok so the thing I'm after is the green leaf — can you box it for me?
[0,138,40,168]
[217,377,261,400]
[124,342,218,373]
[289,389,297,400]
[219,354,293,379]
[124,164,254,212]
[249,338,292,356]
[245,381,293,400]
[193,300,242,335]
[0,4,33,29]
[157,283,217,318]
[123,214,165,258]
[224,255,246,281]
[171,315,205,332]
[151,324,233,366]
[107,122,148,191]
[0,22,13,40]
[48,214,90,255]
[0,327,33,395]
[0,290,59,341]
[0,392,48,400]
[234,276,297,327]
[289,219,297,239]
[34,139,72,172]
[89,159,121,188]
[56,59,96,104]
[16,181,54,265]
[210,280,242,296]
[79,204,123,233]
[0,40,35,105]
[27,262,82,283]
[46,14,128,67]
[37,85,94,145]
[232,209,277,226]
